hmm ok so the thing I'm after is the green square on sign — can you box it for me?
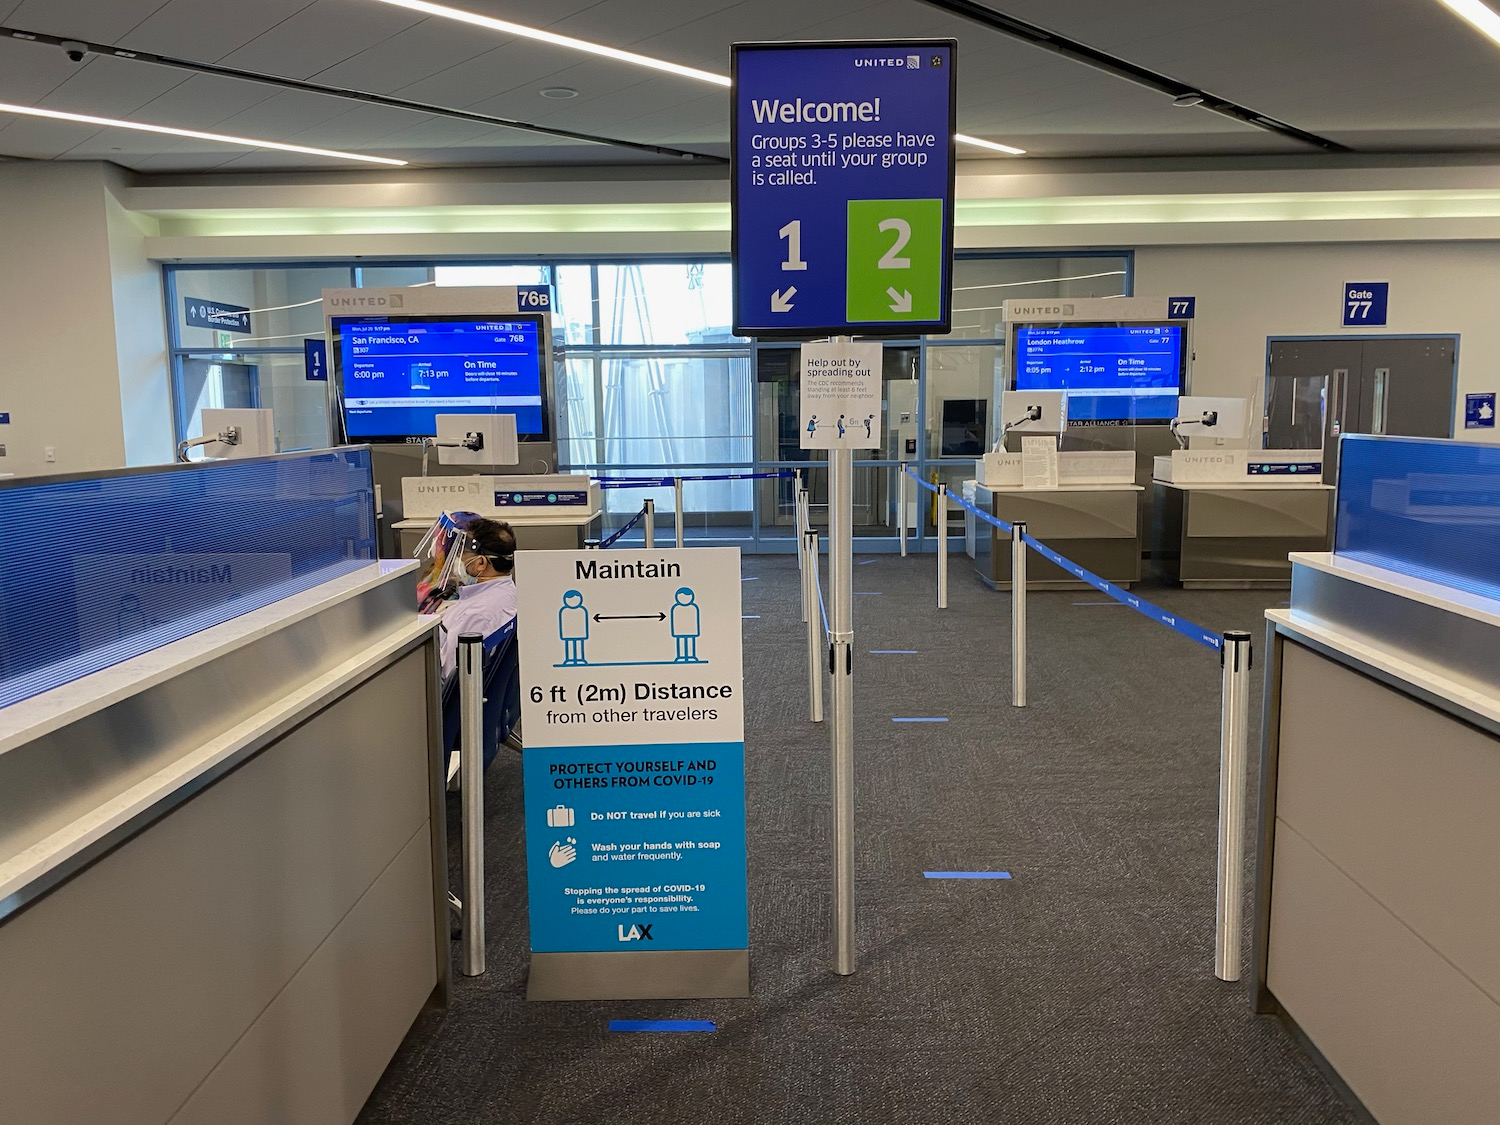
[846,198,944,323]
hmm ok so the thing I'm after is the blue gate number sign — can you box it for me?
[732,40,957,338]
[183,297,251,333]
[516,284,552,311]
[1167,297,1195,319]
[1342,282,1389,327]
[1466,392,1496,429]
[304,338,328,381]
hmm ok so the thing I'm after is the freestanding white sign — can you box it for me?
[800,340,882,450]
[513,546,749,1000]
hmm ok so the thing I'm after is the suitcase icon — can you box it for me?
[547,805,574,828]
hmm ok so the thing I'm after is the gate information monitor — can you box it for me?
[1014,324,1184,424]
[331,314,547,443]
[732,39,957,338]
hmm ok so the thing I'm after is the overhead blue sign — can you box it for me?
[1167,296,1196,318]
[731,39,957,338]
[0,413,9,425]
[303,338,327,381]
[183,297,250,333]
[1342,282,1389,327]
[1466,392,1496,429]
[516,284,553,311]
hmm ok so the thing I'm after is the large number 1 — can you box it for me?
[877,218,911,269]
[779,220,807,271]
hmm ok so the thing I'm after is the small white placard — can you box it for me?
[1021,436,1059,489]
[800,340,882,450]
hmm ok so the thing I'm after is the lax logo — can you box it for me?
[617,923,654,942]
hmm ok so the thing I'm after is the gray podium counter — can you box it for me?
[0,562,445,1125]
[964,480,1142,590]
[1152,480,1333,588]
[1254,552,1500,1124]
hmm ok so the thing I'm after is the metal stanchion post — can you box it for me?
[798,488,811,623]
[936,482,948,609]
[829,443,855,976]
[898,462,908,557]
[1011,521,1027,708]
[804,529,823,724]
[674,476,685,548]
[584,538,600,551]
[457,632,485,977]
[1216,630,1253,982]
[643,498,655,549]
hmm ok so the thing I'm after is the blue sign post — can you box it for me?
[731,40,957,337]
[303,338,327,381]
[1342,282,1389,327]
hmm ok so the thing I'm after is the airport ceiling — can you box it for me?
[1,0,1499,173]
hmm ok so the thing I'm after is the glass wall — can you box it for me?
[164,251,1130,551]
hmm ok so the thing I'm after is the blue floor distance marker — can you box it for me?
[854,591,882,595]
[858,559,879,565]
[609,1020,716,1033]
[741,576,759,582]
[923,872,1012,880]
[892,717,948,723]
[870,649,918,654]
[742,614,760,619]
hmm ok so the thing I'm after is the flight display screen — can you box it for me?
[1015,324,1183,424]
[333,314,547,442]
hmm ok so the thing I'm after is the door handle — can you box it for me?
[1371,367,1390,435]
[1329,368,1347,437]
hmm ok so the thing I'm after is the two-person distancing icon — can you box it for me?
[556,586,705,667]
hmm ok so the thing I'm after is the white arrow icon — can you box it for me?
[771,287,797,313]
[886,288,912,313]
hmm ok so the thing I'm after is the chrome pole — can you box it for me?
[797,487,810,621]
[457,632,486,977]
[1216,630,1253,982]
[674,476,685,548]
[643,498,655,549]
[805,528,823,724]
[936,482,948,610]
[829,443,855,975]
[898,462,908,557]
[1011,521,1027,708]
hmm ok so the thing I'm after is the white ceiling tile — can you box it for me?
[6,0,174,42]
[0,37,87,102]
[115,0,322,62]
[38,53,194,118]
[216,0,422,79]
[129,73,280,129]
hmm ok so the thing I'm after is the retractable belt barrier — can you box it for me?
[596,470,796,489]
[900,467,1248,982]
[901,467,1220,652]
[599,504,648,549]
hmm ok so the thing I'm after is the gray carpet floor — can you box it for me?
[357,554,1358,1125]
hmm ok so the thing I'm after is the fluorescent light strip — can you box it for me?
[1435,0,1500,44]
[0,101,408,166]
[956,133,1026,155]
[371,0,732,86]
[954,270,1125,291]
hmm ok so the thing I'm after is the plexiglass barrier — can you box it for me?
[1334,434,1500,602]
[0,448,378,709]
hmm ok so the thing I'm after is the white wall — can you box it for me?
[0,162,169,477]
[105,169,170,467]
[0,163,124,476]
[1135,242,1500,444]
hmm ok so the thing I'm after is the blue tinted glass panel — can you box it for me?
[0,449,377,709]
[1334,435,1500,602]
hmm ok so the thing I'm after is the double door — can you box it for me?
[1266,336,1456,482]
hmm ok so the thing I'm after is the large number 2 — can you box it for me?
[877,218,911,269]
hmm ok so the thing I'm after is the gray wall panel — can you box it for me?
[1275,642,1500,1000]
[1267,823,1500,1125]
[0,651,432,1125]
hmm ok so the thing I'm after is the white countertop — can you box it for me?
[0,560,428,756]
[1270,551,1500,728]
[1154,479,1333,491]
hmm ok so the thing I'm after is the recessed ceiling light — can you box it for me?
[955,133,1026,156]
[0,101,408,165]
[1434,0,1500,45]
[370,0,732,86]
[1172,92,1205,108]
[539,87,579,99]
